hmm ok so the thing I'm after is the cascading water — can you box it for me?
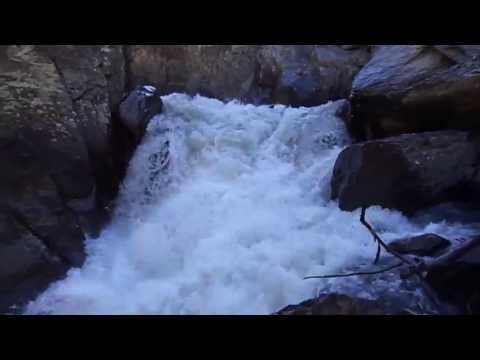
[25,94,480,314]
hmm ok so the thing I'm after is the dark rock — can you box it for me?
[331,130,480,214]
[425,241,480,314]
[117,85,163,141]
[274,293,408,315]
[0,45,126,313]
[126,45,370,106]
[255,46,370,106]
[0,209,68,313]
[389,234,451,257]
[112,85,164,186]
[350,45,480,140]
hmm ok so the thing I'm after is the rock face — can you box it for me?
[350,45,480,140]
[274,293,408,315]
[0,45,126,312]
[389,234,451,257]
[126,45,370,106]
[331,130,480,214]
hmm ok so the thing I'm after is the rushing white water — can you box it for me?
[26,94,480,315]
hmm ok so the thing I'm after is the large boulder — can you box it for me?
[350,45,480,140]
[331,130,480,214]
[126,45,370,106]
[0,45,126,313]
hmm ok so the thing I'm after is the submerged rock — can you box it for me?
[389,234,451,257]
[331,130,480,214]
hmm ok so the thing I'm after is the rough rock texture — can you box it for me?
[426,241,480,314]
[274,293,409,315]
[331,130,480,214]
[117,85,163,141]
[113,85,164,184]
[0,45,126,312]
[126,45,370,106]
[389,233,451,257]
[350,45,480,140]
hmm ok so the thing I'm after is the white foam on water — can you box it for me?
[25,94,480,315]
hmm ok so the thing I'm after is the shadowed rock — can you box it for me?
[389,233,451,257]
[126,45,371,106]
[274,293,408,315]
[331,130,480,214]
[0,45,126,313]
[118,85,163,141]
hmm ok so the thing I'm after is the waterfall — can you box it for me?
[25,94,479,314]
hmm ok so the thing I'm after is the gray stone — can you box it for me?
[350,45,480,140]
[389,233,451,257]
[118,85,163,140]
[126,45,371,106]
[331,130,480,214]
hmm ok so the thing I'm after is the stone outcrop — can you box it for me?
[0,45,126,312]
[349,45,480,140]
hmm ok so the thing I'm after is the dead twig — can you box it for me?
[304,206,480,314]
[360,206,413,266]
[304,261,404,280]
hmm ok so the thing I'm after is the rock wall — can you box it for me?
[0,45,126,312]
[126,45,371,106]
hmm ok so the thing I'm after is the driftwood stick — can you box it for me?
[304,206,479,314]
[360,206,413,265]
[304,262,404,280]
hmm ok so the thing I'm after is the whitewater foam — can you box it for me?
[25,94,480,315]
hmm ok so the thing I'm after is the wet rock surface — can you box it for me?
[331,130,480,214]
[117,85,163,141]
[389,233,451,257]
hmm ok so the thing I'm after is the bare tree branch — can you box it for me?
[303,206,480,314]
[304,262,404,280]
[360,206,413,266]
